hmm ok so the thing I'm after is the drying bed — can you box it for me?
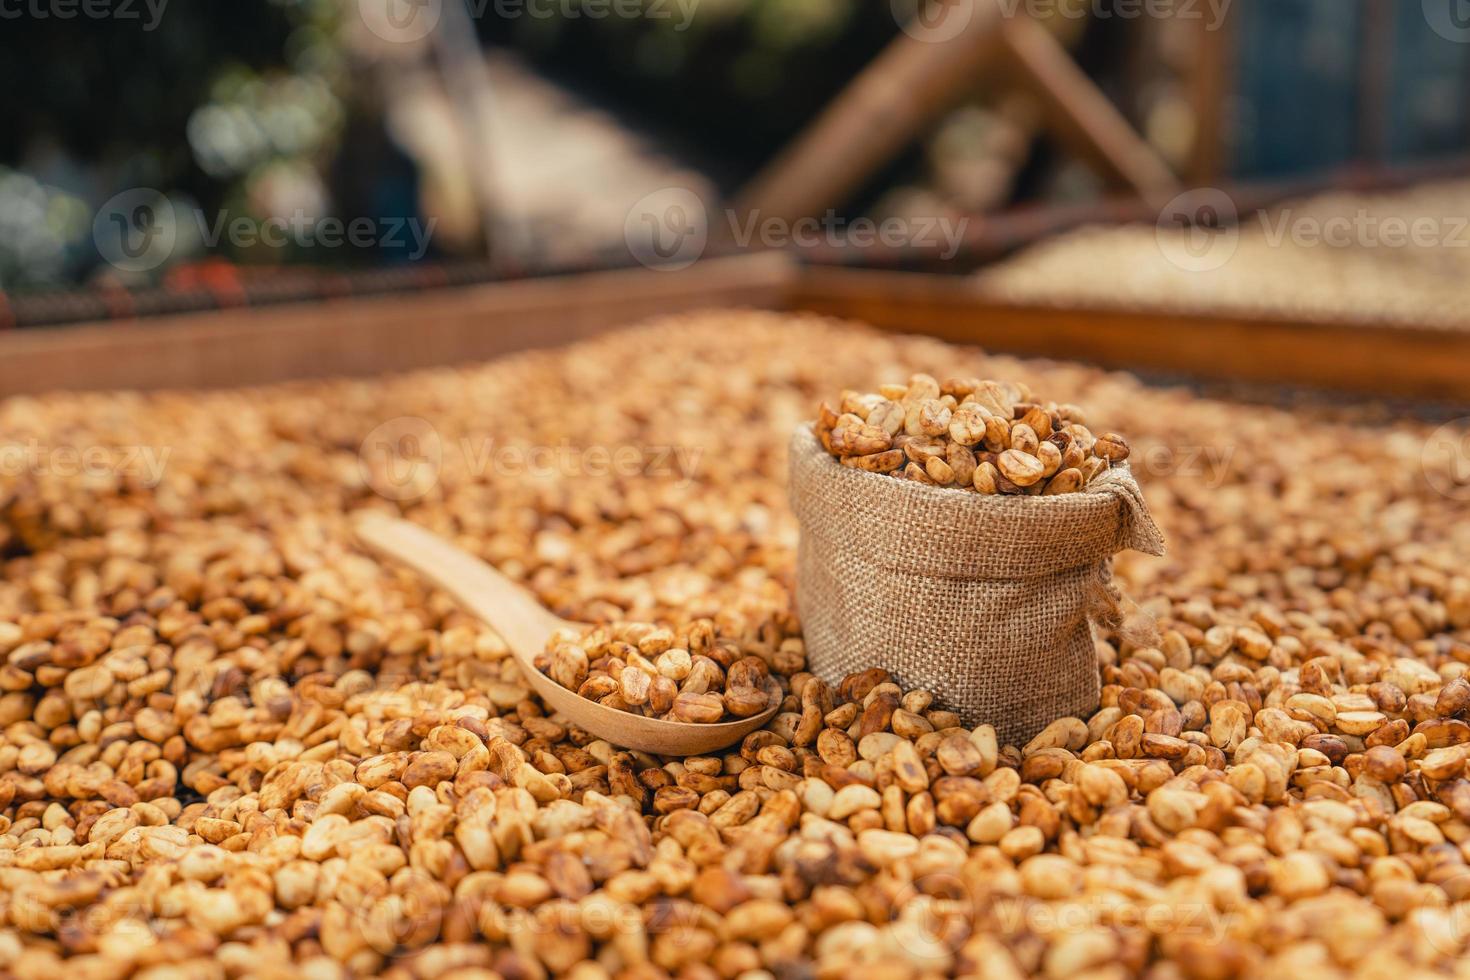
[1,312,1469,979]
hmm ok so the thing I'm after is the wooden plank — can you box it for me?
[1357,0,1393,164]
[999,16,1179,204]
[790,266,1470,403]
[732,0,1011,227]
[8,254,1469,404]
[0,253,799,395]
[734,0,1177,225]
[1185,1,1235,185]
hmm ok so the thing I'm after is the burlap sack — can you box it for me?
[789,425,1165,746]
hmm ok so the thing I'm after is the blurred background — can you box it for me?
[0,0,1467,329]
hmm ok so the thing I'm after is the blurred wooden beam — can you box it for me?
[1357,0,1393,164]
[735,0,1178,225]
[999,16,1179,205]
[733,0,1012,227]
[1185,4,1235,184]
[430,0,529,267]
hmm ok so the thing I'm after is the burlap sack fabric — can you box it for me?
[789,425,1165,745]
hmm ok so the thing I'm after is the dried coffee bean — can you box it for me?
[815,377,1135,496]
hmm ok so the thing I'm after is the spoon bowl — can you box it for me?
[352,512,780,755]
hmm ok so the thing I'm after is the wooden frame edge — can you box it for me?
[0,254,800,395]
[3,255,1468,404]
[791,266,1470,403]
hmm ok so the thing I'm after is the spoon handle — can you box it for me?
[352,512,569,665]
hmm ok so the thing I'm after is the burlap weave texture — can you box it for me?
[789,425,1165,745]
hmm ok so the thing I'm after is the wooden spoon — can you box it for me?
[352,512,780,755]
